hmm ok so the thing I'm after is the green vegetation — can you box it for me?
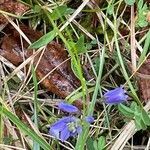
[0,0,150,149]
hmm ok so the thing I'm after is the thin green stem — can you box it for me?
[113,14,143,107]
[43,9,87,110]
[32,66,40,150]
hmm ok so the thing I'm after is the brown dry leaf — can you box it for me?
[0,0,28,25]
[136,59,150,102]
[0,24,83,108]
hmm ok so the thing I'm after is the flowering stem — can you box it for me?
[75,41,106,150]
[113,14,143,107]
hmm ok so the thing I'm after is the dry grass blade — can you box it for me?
[0,0,149,149]
[4,15,31,44]
[0,55,24,81]
[60,0,90,32]
[87,1,114,52]
[5,47,44,82]
[0,144,26,150]
[4,118,23,148]
[146,137,150,150]
[72,19,95,40]
[131,6,136,71]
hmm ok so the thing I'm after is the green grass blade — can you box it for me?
[75,46,105,149]
[32,66,40,150]
[0,102,52,150]
[113,15,142,107]
[138,29,150,65]
[0,104,3,143]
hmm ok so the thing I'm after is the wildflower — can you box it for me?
[85,116,94,123]
[49,116,82,142]
[104,86,128,104]
[57,102,79,113]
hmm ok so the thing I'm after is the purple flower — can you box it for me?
[57,102,79,113]
[49,116,82,142]
[104,86,128,104]
[85,116,94,123]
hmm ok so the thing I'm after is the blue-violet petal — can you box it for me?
[85,116,94,123]
[104,86,128,104]
[49,116,81,142]
[60,126,70,142]
[57,102,79,113]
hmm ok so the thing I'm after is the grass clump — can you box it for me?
[0,0,150,149]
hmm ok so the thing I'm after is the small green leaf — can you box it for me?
[71,59,80,79]
[86,39,97,50]
[124,0,135,5]
[137,18,148,27]
[75,35,87,54]
[130,101,138,111]
[118,104,135,118]
[134,118,143,130]
[107,5,114,15]
[33,5,41,13]
[137,0,144,10]
[29,30,56,49]
[97,136,106,150]
[65,8,74,15]
[134,107,148,130]
[141,109,150,126]
[142,4,148,11]
[86,137,95,150]
[133,106,141,120]
[91,39,97,45]
[93,140,98,150]
[136,1,148,27]
[68,40,76,49]
[86,43,92,50]
[135,116,147,130]
[50,5,67,21]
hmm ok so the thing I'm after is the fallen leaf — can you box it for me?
[0,24,82,108]
[0,0,28,26]
[136,59,150,102]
